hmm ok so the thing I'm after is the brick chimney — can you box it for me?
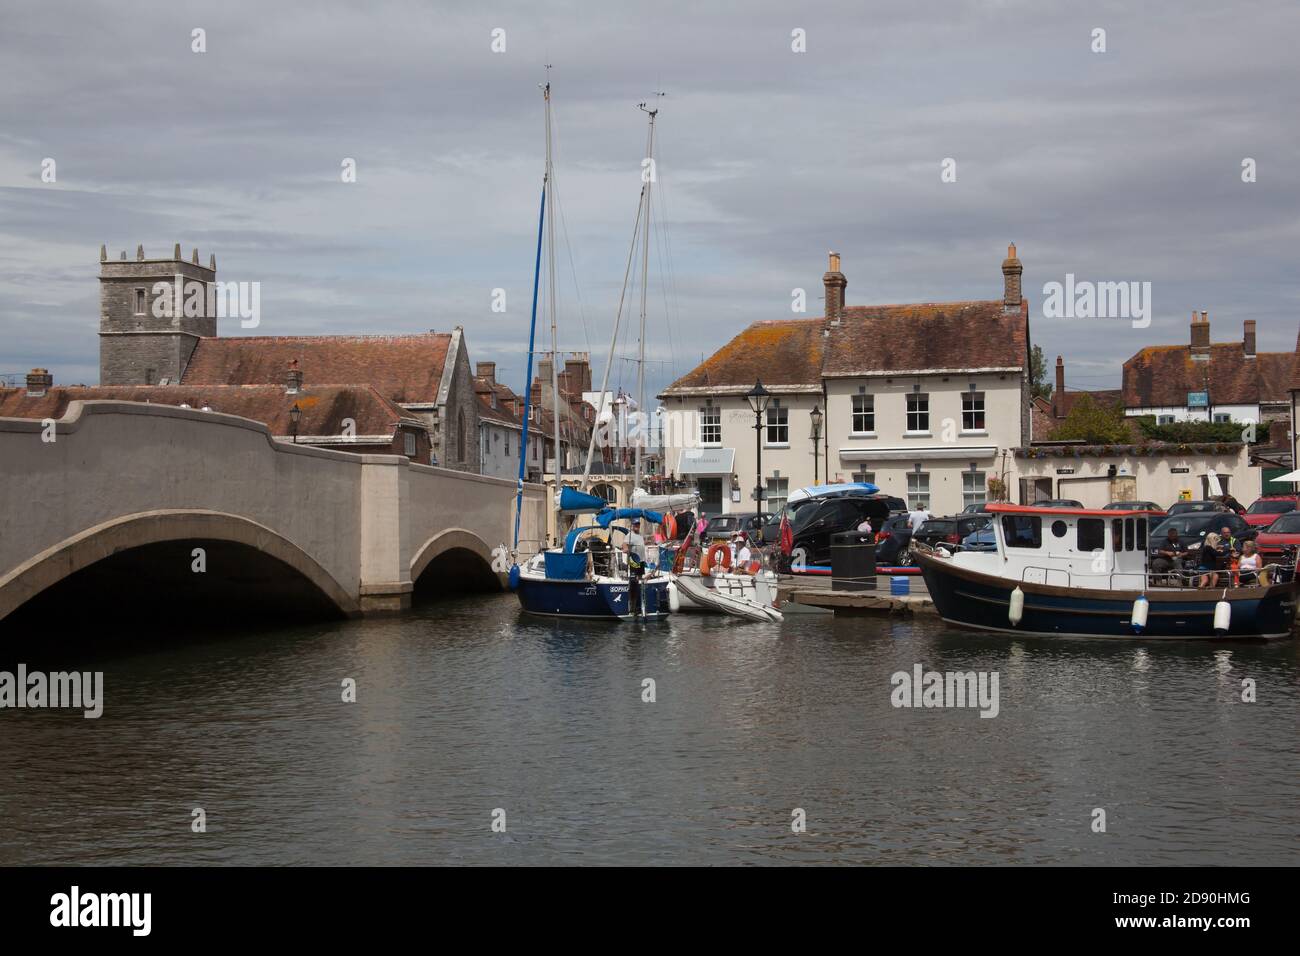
[285,358,303,394]
[476,361,496,384]
[823,252,846,327]
[1053,355,1066,418]
[1243,320,1256,358]
[1002,243,1023,312]
[26,368,53,397]
[1190,310,1210,360]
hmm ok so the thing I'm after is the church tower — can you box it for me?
[99,243,217,385]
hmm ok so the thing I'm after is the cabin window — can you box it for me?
[1136,518,1147,548]
[1125,519,1135,551]
[1077,518,1105,552]
[1002,515,1041,548]
[1112,518,1123,551]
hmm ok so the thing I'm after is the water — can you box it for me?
[1,594,1296,865]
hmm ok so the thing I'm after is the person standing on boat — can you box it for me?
[624,519,648,616]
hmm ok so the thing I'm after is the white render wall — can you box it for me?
[1010,446,1261,508]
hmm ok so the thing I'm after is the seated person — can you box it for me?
[1195,533,1225,589]
[1150,528,1190,581]
[1236,540,1261,586]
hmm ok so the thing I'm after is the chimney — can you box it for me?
[1190,310,1210,359]
[1053,355,1065,418]
[823,252,846,327]
[1002,243,1023,311]
[285,358,303,394]
[26,368,53,397]
[1243,320,1256,358]
[477,361,496,384]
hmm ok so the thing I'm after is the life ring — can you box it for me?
[701,541,732,576]
[663,513,677,540]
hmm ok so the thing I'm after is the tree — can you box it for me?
[1051,394,1132,443]
[1029,345,1052,401]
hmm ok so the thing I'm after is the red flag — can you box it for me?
[779,513,793,555]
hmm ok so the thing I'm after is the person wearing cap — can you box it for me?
[623,519,648,615]
[731,531,753,571]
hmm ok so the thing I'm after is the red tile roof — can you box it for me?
[181,333,451,404]
[0,384,416,438]
[474,376,523,428]
[661,301,1027,395]
[1122,342,1290,408]
[823,301,1028,377]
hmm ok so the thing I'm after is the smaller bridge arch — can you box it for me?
[410,528,502,595]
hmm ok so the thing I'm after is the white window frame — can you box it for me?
[767,476,789,513]
[766,399,789,447]
[962,471,985,508]
[907,471,930,510]
[906,392,930,434]
[962,391,986,433]
[851,392,875,435]
[699,404,721,446]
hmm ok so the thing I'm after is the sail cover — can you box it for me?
[631,488,700,512]
[593,507,665,528]
[559,487,609,513]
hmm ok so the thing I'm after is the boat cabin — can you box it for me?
[971,503,1165,589]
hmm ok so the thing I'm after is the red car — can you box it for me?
[1243,494,1300,528]
[1254,511,1300,557]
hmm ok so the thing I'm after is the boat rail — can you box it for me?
[1012,563,1294,591]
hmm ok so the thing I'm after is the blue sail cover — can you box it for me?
[559,487,608,513]
[544,551,590,580]
[563,525,629,554]
[593,507,664,528]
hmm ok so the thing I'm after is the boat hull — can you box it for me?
[915,551,1296,640]
[515,574,670,619]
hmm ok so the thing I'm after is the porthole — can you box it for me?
[1051,520,1068,538]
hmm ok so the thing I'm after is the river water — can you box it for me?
[2,593,1296,865]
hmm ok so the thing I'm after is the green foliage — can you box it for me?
[1051,393,1131,443]
[1134,416,1266,444]
[1029,345,1052,401]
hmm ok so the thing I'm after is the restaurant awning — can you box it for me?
[678,447,735,475]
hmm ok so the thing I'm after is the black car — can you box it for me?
[703,511,770,543]
[1165,500,1229,517]
[779,495,892,571]
[1149,511,1254,554]
[873,513,916,565]
[914,514,993,550]
[763,494,902,545]
[1033,498,1084,508]
[1104,500,1164,513]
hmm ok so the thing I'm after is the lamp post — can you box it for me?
[809,403,823,484]
[746,380,772,509]
[289,403,301,444]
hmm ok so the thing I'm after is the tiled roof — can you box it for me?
[823,301,1027,376]
[1122,342,1290,408]
[661,319,826,393]
[0,384,415,438]
[474,376,523,428]
[1056,388,1122,418]
[660,301,1027,395]
[181,333,451,404]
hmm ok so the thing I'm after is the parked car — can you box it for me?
[763,494,902,544]
[703,511,771,543]
[961,523,997,551]
[914,514,993,551]
[1103,500,1164,513]
[1255,512,1300,557]
[1032,498,1084,508]
[1148,511,1254,554]
[960,501,989,514]
[1165,500,1229,517]
[873,513,916,566]
[778,495,893,571]
[1242,495,1299,528]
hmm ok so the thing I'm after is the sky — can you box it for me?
[2,0,1297,399]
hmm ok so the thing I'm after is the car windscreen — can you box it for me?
[1248,500,1296,514]
[1151,515,1219,537]
[1265,514,1300,533]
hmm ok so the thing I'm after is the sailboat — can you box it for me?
[509,78,672,620]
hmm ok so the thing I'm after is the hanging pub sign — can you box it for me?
[1187,391,1209,408]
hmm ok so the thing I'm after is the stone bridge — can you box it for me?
[0,401,547,624]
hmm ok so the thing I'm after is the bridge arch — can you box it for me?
[410,528,501,595]
[0,509,360,623]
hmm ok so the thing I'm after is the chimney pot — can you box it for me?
[26,368,53,398]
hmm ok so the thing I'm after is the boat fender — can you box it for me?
[507,564,521,590]
[667,580,681,613]
[1008,586,1024,626]
[663,513,677,540]
[1214,600,1231,635]
[701,541,732,576]
[1130,594,1149,634]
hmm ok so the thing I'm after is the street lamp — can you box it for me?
[746,380,772,507]
[289,403,301,444]
[809,403,824,484]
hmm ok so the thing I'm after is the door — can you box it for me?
[697,478,723,516]
[1019,477,1052,503]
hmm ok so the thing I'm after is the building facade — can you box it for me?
[659,247,1030,516]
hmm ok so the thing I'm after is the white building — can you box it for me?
[658,247,1031,516]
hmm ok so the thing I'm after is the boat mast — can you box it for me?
[633,99,658,490]
[512,78,550,553]
[544,74,563,543]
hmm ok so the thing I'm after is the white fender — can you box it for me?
[1213,600,1231,634]
[1131,595,1149,634]
[667,580,681,614]
[1008,586,1024,626]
